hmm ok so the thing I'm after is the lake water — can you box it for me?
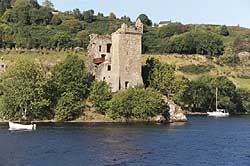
[1,116,250,166]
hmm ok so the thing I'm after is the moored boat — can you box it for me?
[207,88,229,117]
[8,121,36,131]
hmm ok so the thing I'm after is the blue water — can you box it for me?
[1,116,250,166]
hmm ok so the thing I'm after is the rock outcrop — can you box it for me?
[162,96,187,123]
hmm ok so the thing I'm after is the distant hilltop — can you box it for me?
[0,0,248,57]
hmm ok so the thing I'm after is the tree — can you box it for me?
[147,59,176,97]
[0,0,11,15]
[75,30,90,49]
[121,15,131,22]
[168,30,224,56]
[72,8,82,20]
[1,59,50,120]
[42,0,54,9]
[55,91,82,121]
[236,89,250,113]
[50,54,90,103]
[51,31,72,48]
[89,81,112,114]
[181,78,213,111]
[210,76,237,113]
[137,14,152,26]
[158,23,187,38]
[220,25,229,36]
[60,19,83,33]
[109,12,116,20]
[83,9,94,23]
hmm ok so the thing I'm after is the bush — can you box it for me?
[55,92,82,121]
[179,64,215,74]
[219,25,229,36]
[89,81,112,114]
[217,54,240,66]
[108,88,164,120]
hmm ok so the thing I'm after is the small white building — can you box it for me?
[158,21,172,27]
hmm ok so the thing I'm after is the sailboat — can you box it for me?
[207,87,229,117]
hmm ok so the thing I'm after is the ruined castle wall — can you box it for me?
[112,32,143,90]
[86,34,112,75]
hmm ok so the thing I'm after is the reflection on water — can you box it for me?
[1,117,250,166]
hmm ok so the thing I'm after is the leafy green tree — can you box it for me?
[75,30,90,49]
[220,25,229,36]
[109,12,116,20]
[137,14,152,26]
[1,59,50,120]
[121,15,131,22]
[142,57,161,87]
[108,88,164,120]
[181,78,213,111]
[60,19,83,33]
[148,60,176,97]
[83,9,94,23]
[30,7,53,25]
[55,91,82,121]
[72,8,82,20]
[236,89,250,113]
[158,23,187,38]
[89,81,112,114]
[0,0,11,15]
[168,30,224,56]
[210,76,237,113]
[51,31,72,48]
[50,55,90,103]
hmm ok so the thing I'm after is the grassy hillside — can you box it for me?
[1,50,250,90]
[143,54,250,90]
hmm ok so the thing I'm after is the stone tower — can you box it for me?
[87,19,144,92]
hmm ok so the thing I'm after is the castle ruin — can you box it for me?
[86,20,144,92]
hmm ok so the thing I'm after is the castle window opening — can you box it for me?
[103,77,106,80]
[107,44,112,53]
[99,45,102,52]
[101,54,106,59]
[107,65,111,71]
[125,81,129,89]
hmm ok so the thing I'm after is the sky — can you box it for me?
[38,0,250,27]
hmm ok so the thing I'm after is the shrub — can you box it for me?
[89,81,112,114]
[179,64,215,74]
[219,25,229,36]
[55,92,82,121]
[108,88,164,120]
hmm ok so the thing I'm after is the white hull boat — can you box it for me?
[207,110,229,117]
[207,88,229,117]
[9,122,36,131]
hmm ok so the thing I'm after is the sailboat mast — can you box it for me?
[216,87,218,111]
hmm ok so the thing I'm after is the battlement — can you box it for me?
[115,19,143,35]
